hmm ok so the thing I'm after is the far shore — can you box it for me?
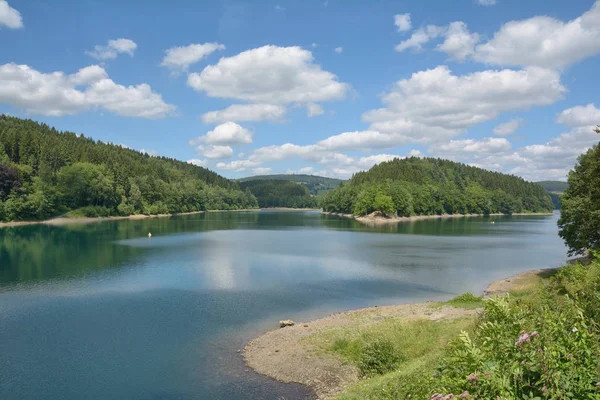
[243,268,559,399]
[323,211,555,225]
[0,208,324,229]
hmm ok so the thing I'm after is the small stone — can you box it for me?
[236,349,241,353]
[275,349,279,352]
[303,324,308,327]
[279,319,295,328]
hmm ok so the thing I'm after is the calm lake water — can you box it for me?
[0,211,567,399]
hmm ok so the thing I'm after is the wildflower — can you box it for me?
[596,382,600,387]
[530,331,538,337]
[431,394,444,400]
[443,395,454,400]
[567,353,573,358]
[538,348,543,353]
[542,386,548,392]
[572,327,578,333]
[515,332,531,346]
[521,360,526,365]
[467,374,478,383]
[459,391,471,398]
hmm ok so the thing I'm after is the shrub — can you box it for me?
[358,338,404,376]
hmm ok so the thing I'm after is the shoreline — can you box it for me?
[0,208,324,229]
[323,211,555,225]
[243,268,557,399]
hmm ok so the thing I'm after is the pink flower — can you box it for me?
[431,394,444,400]
[459,391,471,398]
[596,382,600,387]
[542,386,548,392]
[443,395,454,400]
[530,331,538,337]
[515,332,531,346]
[467,374,478,383]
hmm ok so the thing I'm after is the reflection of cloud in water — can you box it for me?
[203,240,237,290]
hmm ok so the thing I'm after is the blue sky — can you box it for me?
[1,0,599,181]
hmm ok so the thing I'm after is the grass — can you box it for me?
[304,268,562,399]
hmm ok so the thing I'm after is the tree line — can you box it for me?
[0,115,257,222]
[239,180,318,208]
[321,157,554,216]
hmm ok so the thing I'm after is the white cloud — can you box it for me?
[306,103,324,117]
[394,13,411,32]
[493,119,521,136]
[86,38,137,60]
[0,0,22,29]
[311,42,318,48]
[474,1,600,68]
[201,103,285,123]
[0,63,175,118]
[188,159,208,167]
[253,167,272,175]
[557,104,600,128]
[195,144,234,159]
[298,167,314,174]
[362,65,565,144]
[188,45,349,105]
[190,122,252,146]
[334,47,343,54]
[437,21,479,62]
[160,42,225,72]
[432,137,512,155]
[477,0,496,6]
[216,159,261,172]
[316,130,406,151]
[395,25,444,52]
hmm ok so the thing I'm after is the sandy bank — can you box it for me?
[324,211,554,225]
[243,268,556,399]
[0,210,213,228]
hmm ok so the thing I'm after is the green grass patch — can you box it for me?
[441,292,484,309]
[308,316,475,379]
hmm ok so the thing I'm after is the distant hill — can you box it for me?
[238,174,343,195]
[239,180,318,208]
[535,181,569,193]
[535,181,569,209]
[322,157,554,216]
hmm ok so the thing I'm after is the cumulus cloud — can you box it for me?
[306,103,325,117]
[86,38,137,60]
[474,1,600,68]
[187,45,349,106]
[216,159,261,172]
[0,0,22,29]
[362,65,565,145]
[334,47,343,54]
[437,22,479,62]
[0,63,175,118]
[201,104,285,123]
[394,13,411,32]
[194,144,234,159]
[556,104,600,128]
[493,119,522,136]
[395,25,444,52]
[190,122,252,146]
[477,0,496,6]
[431,137,512,155]
[252,167,272,175]
[160,42,225,72]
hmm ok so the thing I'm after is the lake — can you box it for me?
[0,211,567,399]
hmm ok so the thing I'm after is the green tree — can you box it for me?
[558,127,600,256]
[373,193,395,215]
[57,162,117,209]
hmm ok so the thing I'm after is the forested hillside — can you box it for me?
[321,157,553,216]
[239,180,318,208]
[0,116,257,222]
[536,180,568,209]
[239,174,343,195]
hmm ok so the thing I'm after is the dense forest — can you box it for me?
[239,174,343,195]
[321,157,554,216]
[239,180,318,208]
[535,180,569,209]
[0,116,257,222]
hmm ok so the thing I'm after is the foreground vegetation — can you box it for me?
[0,116,257,222]
[321,157,553,217]
[312,258,600,399]
[239,179,318,208]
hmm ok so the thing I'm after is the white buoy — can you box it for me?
[491,221,495,224]
[148,232,152,237]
